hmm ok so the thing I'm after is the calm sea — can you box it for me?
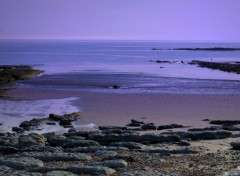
[1,40,240,131]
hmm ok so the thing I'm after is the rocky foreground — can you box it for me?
[1,116,240,176]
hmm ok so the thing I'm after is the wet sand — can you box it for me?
[7,88,240,128]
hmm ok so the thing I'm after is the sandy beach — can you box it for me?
[7,88,240,128]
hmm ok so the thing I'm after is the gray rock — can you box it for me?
[1,157,44,169]
[63,140,99,148]
[120,167,163,176]
[20,152,91,161]
[47,135,69,147]
[230,142,240,150]
[217,171,240,176]
[18,133,46,148]
[65,146,128,153]
[68,166,116,175]
[95,150,118,158]
[0,165,12,174]
[163,131,232,140]
[5,171,43,176]
[136,149,198,154]
[45,171,77,176]
[111,141,144,149]
[20,145,63,153]
[88,133,180,143]
[91,159,128,169]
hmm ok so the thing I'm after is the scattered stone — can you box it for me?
[120,167,163,176]
[111,141,144,149]
[46,171,77,176]
[1,157,44,169]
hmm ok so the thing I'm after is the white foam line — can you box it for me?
[0,97,80,132]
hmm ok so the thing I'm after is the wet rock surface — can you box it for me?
[1,118,240,175]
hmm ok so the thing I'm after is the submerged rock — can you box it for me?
[141,123,157,130]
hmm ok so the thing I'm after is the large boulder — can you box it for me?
[17,133,47,148]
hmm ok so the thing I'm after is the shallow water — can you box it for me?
[1,40,240,132]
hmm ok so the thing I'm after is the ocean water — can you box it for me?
[1,40,240,131]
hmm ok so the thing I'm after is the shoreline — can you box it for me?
[5,88,240,128]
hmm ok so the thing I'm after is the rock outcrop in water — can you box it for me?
[0,65,44,97]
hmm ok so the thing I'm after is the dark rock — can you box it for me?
[46,122,56,125]
[210,120,240,125]
[187,126,220,132]
[157,124,184,130]
[12,127,24,133]
[141,123,157,130]
[178,141,191,146]
[59,120,72,126]
[0,146,19,154]
[112,85,120,89]
[19,118,42,130]
[131,119,145,124]
[202,119,210,121]
[88,133,180,143]
[163,131,232,140]
[49,114,62,121]
[222,124,240,131]
[101,129,124,134]
[99,126,127,131]
[230,142,240,150]
[126,123,141,127]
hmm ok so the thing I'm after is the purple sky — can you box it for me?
[0,0,240,41]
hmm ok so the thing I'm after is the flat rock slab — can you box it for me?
[4,171,43,176]
[91,159,128,169]
[68,166,116,175]
[1,157,44,169]
[120,167,163,176]
[46,171,77,176]
[19,152,91,161]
